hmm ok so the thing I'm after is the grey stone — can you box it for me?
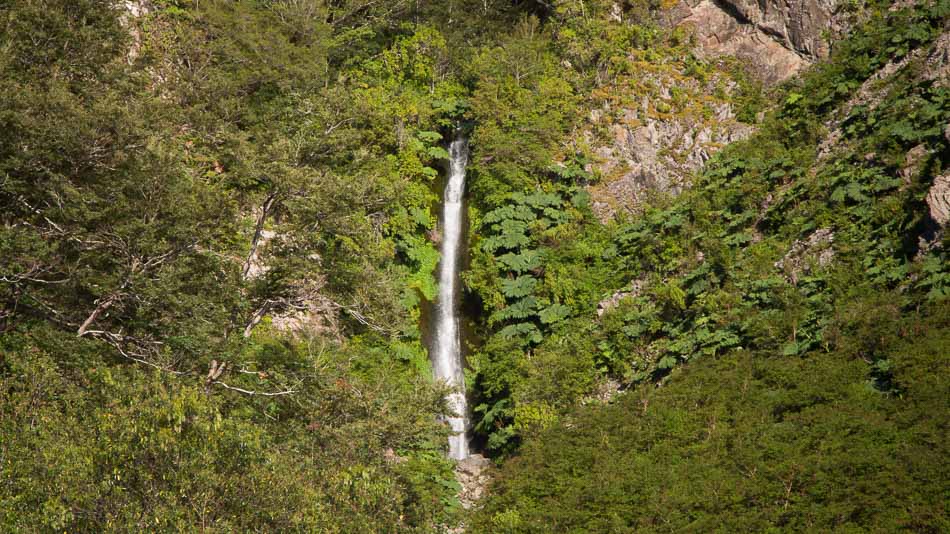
[668,0,846,84]
[597,279,646,317]
[926,174,950,228]
[455,454,492,510]
[775,229,835,284]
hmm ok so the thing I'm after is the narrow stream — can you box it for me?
[432,132,470,460]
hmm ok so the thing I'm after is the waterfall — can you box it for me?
[432,133,469,460]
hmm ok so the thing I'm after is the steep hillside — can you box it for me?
[471,0,950,529]
[0,1,512,530]
[0,0,947,531]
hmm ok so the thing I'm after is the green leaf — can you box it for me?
[427,146,450,160]
[498,322,543,344]
[497,250,542,273]
[493,297,539,321]
[785,92,804,105]
[484,204,536,224]
[538,303,571,324]
[781,342,800,356]
[500,275,538,298]
[416,131,443,143]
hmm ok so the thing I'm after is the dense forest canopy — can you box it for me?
[1,0,948,531]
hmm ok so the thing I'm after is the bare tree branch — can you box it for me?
[205,359,296,397]
[77,293,120,336]
[211,380,297,397]
[343,307,392,334]
[81,329,186,375]
[243,192,279,279]
[243,299,277,338]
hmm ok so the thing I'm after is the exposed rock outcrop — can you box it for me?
[676,1,810,84]
[775,228,835,284]
[597,279,645,317]
[924,29,950,87]
[243,229,277,280]
[715,0,837,56]
[456,454,492,510]
[900,144,932,186]
[121,1,152,62]
[123,0,151,17]
[589,104,753,219]
[241,226,341,340]
[585,68,754,219]
[917,172,949,254]
[667,0,846,84]
[586,0,854,218]
[919,31,950,246]
[268,291,343,339]
[926,173,950,228]
[584,377,623,404]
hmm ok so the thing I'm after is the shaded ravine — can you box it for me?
[432,132,470,460]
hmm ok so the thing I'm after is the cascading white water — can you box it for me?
[433,133,469,460]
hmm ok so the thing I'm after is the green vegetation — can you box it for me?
[1,0,948,531]
[474,303,950,531]
[0,0,503,529]
[1,324,457,531]
[461,0,753,455]
[468,0,950,530]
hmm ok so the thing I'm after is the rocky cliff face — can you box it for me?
[585,68,754,220]
[667,0,846,84]
[585,0,853,219]
[582,38,758,220]
[120,1,152,62]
